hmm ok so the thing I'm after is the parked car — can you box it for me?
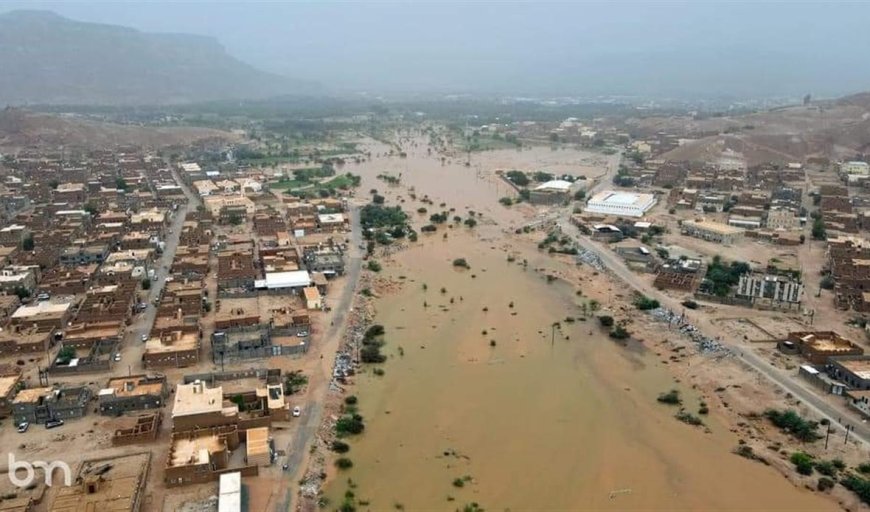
[17,421,29,433]
[140,334,149,342]
[296,331,309,338]
[113,353,122,362]
[45,419,64,429]
[292,406,302,417]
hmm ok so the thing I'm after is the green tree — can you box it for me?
[812,217,826,240]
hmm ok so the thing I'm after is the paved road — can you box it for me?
[116,169,194,370]
[279,204,364,511]
[559,219,870,447]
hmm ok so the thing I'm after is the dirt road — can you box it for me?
[278,204,364,511]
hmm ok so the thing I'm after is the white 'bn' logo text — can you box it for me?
[7,453,72,487]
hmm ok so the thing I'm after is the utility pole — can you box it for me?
[825,422,832,450]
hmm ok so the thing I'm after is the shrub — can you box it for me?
[657,390,682,405]
[841,474,870,504]
[336,416,365,436]
[598,315,614,327]
[818,476,835,492]
[634,295,660,310]
[335,457,354,469]
[609,324,630,340]
[820,276,835,290]
[681,299,698,309]
[452,258,470,269]
[331,441,350,453]
[452,478,465,488]
[361,345,387,363]
[344,395,358,405]
[764,409,822,442]
[421,224,437,233]
[858,463,870,474]
[364,325,385,339]
[815,460,841,477]
[499,197,513,206]
[675,411,704,426]
[367,260,382,272]
[790,452,815,475]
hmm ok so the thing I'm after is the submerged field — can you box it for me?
[320,135,838,510]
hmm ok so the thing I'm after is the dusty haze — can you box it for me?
[2,1,870,99]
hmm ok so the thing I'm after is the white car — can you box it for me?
[292,406,302,417]
[113,353,122,362]
[17,421,28,433]
[140,334,149,342]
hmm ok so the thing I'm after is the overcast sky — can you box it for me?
[3,1,870,98]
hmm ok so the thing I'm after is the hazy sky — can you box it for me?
[3,1,870,98]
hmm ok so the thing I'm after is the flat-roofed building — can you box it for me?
[585,190,656,218]
[766,208,799,230]
[49,452,150,512]
[98,375,168,415]
[786,331,864,364]
[828,356,870,390]
[165,429,251,487]
[171,380,238,432]
[681,219,745,245]
[219,473,242,512]
[841,161,870,176]
[142,329,200,369]
[736,273,804,305]
[245,426,271,466]
[0,325,54,355]
[0,369,21,418]
[12,385,91,424]
[10,301,72,330]
[303,286,322,310]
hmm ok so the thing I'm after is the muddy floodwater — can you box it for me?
[325,139,837,510]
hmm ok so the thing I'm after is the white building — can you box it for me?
[255,270,312,290]
[842,161,870,176]
[585,191,656,218]
[736,273,804,304]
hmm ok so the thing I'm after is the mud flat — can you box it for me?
[322,227,837,511]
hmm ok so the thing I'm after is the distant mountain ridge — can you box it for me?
[0,10,317,105]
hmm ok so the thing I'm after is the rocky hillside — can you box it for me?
[0,10,316,105]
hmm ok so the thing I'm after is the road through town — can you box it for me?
[559,219,870,447]
[279,204,364,511]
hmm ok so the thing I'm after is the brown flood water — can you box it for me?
[325,138,837,511]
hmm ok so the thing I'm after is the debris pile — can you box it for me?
[649,307,730,355]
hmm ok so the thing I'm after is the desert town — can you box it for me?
[2,99,870,512]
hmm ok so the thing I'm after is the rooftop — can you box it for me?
[172,381,230,418]
[169,433,224,467]
[12,387,51,404]
[534,179,573,191]
[11,301,71,320]
[0,374,20,398]
[837,358,870,380]
[102,375,165,398]
[588,190,654,207]
[246,426,269,457]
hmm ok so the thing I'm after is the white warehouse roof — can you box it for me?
[534,180,573,192]
[261,270,311,289]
